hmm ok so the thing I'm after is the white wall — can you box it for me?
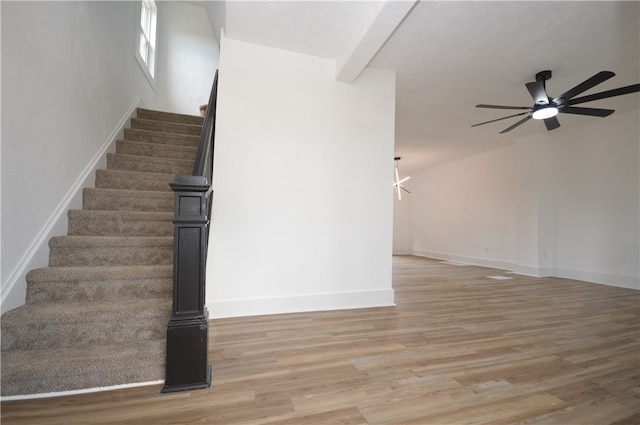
[392,178,412,255]
[514,134,557,277]
[408,145,518,270]
[403,108,639,289]
[553,109,639,288]
[1,1,156,312]
[155,2,219,116]
[208,34,396,318]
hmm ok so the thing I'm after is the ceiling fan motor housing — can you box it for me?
[535,70,552,83]
[534,70,553,104]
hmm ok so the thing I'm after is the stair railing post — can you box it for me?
[161,174,212,393]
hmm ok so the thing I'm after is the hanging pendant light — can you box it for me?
[393,156,410,200]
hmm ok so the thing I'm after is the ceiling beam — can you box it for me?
[335,0,417,84]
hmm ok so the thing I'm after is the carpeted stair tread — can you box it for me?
[124,127,200,147]
[26,265,172,304]
[49,235,173,267]
[107,152,193,175]
[95,169,175,192]
[27,264,173,282]
[49,235,173,248]
[83,188,174,212]
[1,339,165,396]
[131,118,202,136]
[116,139,198,161]
[1,298,171,351]
[68,209,173,236]
[137,107,203,126]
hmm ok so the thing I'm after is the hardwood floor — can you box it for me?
[2,255,639,424]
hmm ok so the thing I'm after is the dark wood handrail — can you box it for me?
[162,70,218,393]
[193,70,218,180]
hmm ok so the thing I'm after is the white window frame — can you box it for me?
[135,0,157,88]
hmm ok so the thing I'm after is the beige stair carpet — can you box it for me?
[1,108,203,397]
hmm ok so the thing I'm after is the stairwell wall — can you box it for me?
[154,1,219,116]
[208,34,396,317]
[1,1,156,312]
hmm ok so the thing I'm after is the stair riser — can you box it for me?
[68,216,172,237]
[107,154,193,175]
[137,108,204,126]
[27,278,172,304]
[124,128,199,147]
[1,340,165,396]
[49,245,172,267]
[131,118,202,136]
[116,140,197,161]
[2,361,164,397]
[83,189,174,212]
[95,170,174,192]
[1,316,169,351]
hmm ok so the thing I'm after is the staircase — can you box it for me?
[1,108,203,397]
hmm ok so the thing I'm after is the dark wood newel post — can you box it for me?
[161,174,212,393]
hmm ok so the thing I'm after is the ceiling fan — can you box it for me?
[472,70,640,134]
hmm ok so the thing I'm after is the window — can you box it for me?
[136,0,157,84]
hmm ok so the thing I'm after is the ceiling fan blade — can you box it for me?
[567,84,640,106]
[499,115,532,134]
[526,81,548,104]
[543,116,561,131]
[553,71,615,102]
[476,104,530,110]
[560,106,615,117]
[471,112,530,127]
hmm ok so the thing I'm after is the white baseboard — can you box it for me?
[0,98,143,313]
[410,251,639,290]
[512,264,554,277]
[392,249,412,255]
[207,289,395,319]
[555,267,639,290]
[410,250,516,271]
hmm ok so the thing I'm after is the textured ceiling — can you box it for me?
[224,1,376,59]
[208,1,640,173]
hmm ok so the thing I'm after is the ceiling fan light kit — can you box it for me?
[531,105,558,120]
[472,70,640,133]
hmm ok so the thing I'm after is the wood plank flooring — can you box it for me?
[2,255,639,424]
